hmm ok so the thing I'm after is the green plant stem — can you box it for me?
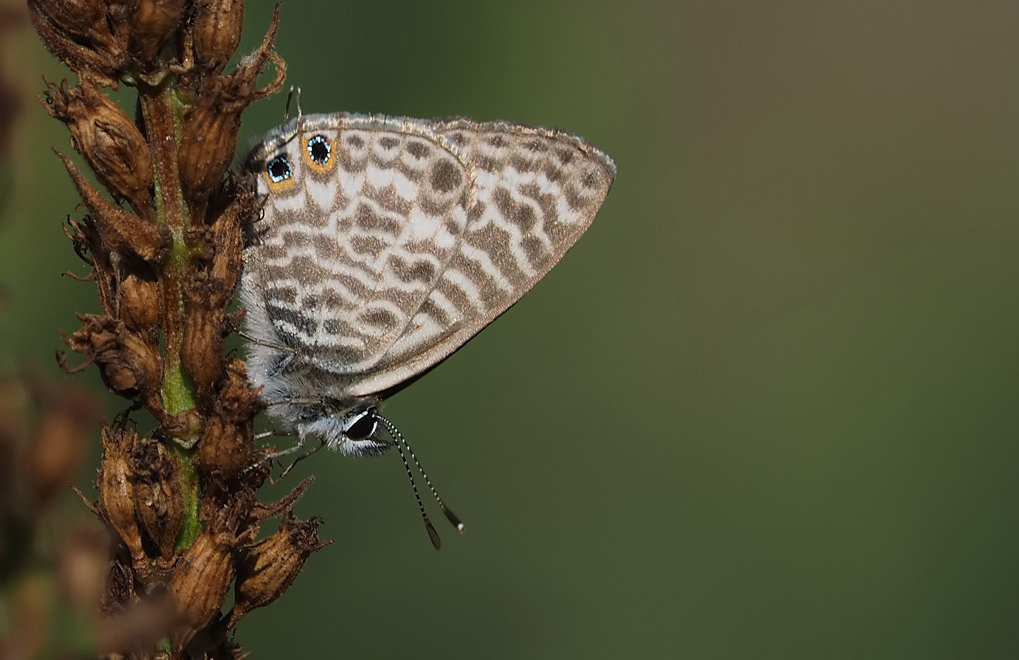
[139,83,197,426]
[139,82,202,549]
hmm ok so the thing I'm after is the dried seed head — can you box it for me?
[181,190,248,401]
[206,186,251,283]
[119,270,162,337]
[27,0,130,87]
[181,274,229,400]
[158,408,205,450]
[195,414,251,477]
[63,316,163,410]
[192,0,244,76]
[229,514,330,627]
[248,477,315,527]
[44,80,154,216]
[57,153,168,263]
[102,555,136,614]
[28,2,306,656]
[97,426,146,565]
[27,0,125,55]
[167,529,234,648]
[167,502,257,649]
[179,10,284,197]
[218,358,262,420]
[131,0,185,65]
[132,436,184,560]
[176,88,236,198]
[194,358,261,476]
[194,358,258,476]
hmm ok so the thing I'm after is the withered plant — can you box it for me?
[22,1,330,657]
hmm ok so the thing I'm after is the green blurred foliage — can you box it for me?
[3,1,1018,658]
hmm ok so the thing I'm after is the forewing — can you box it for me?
[244,113,615,399]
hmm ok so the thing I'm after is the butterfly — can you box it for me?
[240,111,615,547]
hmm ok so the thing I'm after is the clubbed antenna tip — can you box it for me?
[377,414,465,549]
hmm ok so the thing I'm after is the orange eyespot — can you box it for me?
[302,134,335,173]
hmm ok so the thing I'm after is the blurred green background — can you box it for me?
[3,1,1019,658]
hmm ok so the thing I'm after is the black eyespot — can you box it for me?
[346,409,377,440]
[307,135,331,166]
[267,155,292,183]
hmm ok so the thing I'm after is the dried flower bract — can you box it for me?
[29,1,332,658]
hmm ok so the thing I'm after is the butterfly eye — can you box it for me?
[267,155,293,183]
[307,135,331,166]
[346,408,378,440]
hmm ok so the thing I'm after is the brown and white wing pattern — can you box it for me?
[241,112,615,403]
[369,117,616,395]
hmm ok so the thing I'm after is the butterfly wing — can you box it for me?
[363,117,616,396]
[243,112,615,400]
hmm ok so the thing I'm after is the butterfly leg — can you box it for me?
[279,437,328,478]
[244,429,308,474]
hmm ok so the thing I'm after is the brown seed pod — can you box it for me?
[132,436,184,560]
[44,80,154,216]
[118,270,162,338]
[192,0,244,76]
[167,499,258,649]
[178,8,284,197]
[97,426,146,565]
[181,273,229,401]
[195,413,252,477]
[228,513,330,628]
[57,152,168,264]
[131,0,185,65]
[27,0,130,87]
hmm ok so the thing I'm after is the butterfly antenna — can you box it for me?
[385,422,441,549]
[377,415,465,550]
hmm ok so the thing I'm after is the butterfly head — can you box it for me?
[295,403,391,457]
[283,401,465,550]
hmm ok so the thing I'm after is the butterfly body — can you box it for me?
[241,112,615,456]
